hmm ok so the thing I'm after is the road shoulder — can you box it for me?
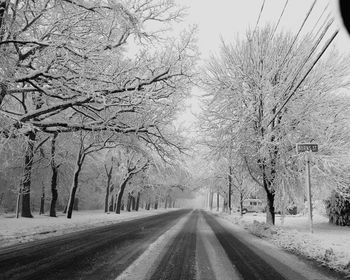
[0,209,178,248]
[210,211,341,280]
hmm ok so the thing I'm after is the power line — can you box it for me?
[266,29,339,128]
[310,2,329,35]
[281,17,334,99]
[271,0,289,38]
[254,0,266,32]
[278,0,317,71]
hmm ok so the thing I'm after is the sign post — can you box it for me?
[305,154,313,233]
[296,143,318,233]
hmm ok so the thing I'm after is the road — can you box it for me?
[147,210,339,280]
[0,209,342,280]
[0,210,189,280]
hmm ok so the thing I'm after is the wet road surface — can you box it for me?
[149,210,198,280]
[0,209,340,280]
[0,210,189,280]
[149,210,338,280]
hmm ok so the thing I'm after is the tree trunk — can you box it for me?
[131,195,136,210]
[39,186,45,215]
[267,129,279,225]
[21,130,36,218]
[154,199,158,209]
[223,197,227,213]
[116,180,128,214]
[16,189,21,218]
[109,195,114,212]
[146,198,151,210]
[50,172,58,217]
[73,197,79,211]
[0,192,3,210]
[266,190,275,225]
[0,82,6,109]
[104,183,111,213]
[104,164,113,213]
[66,151,83,219]
[216,190,219,211]
[168,197,172,208]
[135,192,140,211]
[209,191,213,210]
[114,193,117,211]
[228,166,232,214]
[104,182,111,213]
[127,193,131,212]
[263,168,276,225]
[0,0,8,42]
[240,193,244,217]
[50,133,59,217]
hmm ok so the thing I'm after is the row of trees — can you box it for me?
[189,154,258,215]
[0,0,197,218]
[199,20,350,225]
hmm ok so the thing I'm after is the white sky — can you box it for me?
[174,0,350,131]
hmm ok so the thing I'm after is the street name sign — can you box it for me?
[296,143,318,153]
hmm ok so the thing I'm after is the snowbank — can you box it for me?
[0,209,177,248]
[217,211,350,277]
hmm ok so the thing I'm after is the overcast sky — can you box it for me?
[174,0,350,131]
[176,0,349,58]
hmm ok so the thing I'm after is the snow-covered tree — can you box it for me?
[201,24,350,224]
[0,0,197,216]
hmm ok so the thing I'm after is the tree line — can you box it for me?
[0,0,197,218]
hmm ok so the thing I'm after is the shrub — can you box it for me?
[325,191,350,226]
[247,220,279,238]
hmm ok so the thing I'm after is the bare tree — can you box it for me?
[66,131,119,219]
[104,156,115,213]
[49,132,60,217]
[115,148,149,214]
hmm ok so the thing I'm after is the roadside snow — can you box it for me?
[214,213,339,280]
[216,211,350,278]
[0,209,177,248]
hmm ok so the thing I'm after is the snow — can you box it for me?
[116,212,191,280]
[117,211,243,280]
[214,212,340,280]
[1,208,349,278]
[196,213,243,280]
[117,210,340,280]
[0,209,177,248]
[216,211,350,277]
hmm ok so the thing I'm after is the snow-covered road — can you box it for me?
[0,210,189,280]
[119,210,341,280]
[0,210,343,280]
